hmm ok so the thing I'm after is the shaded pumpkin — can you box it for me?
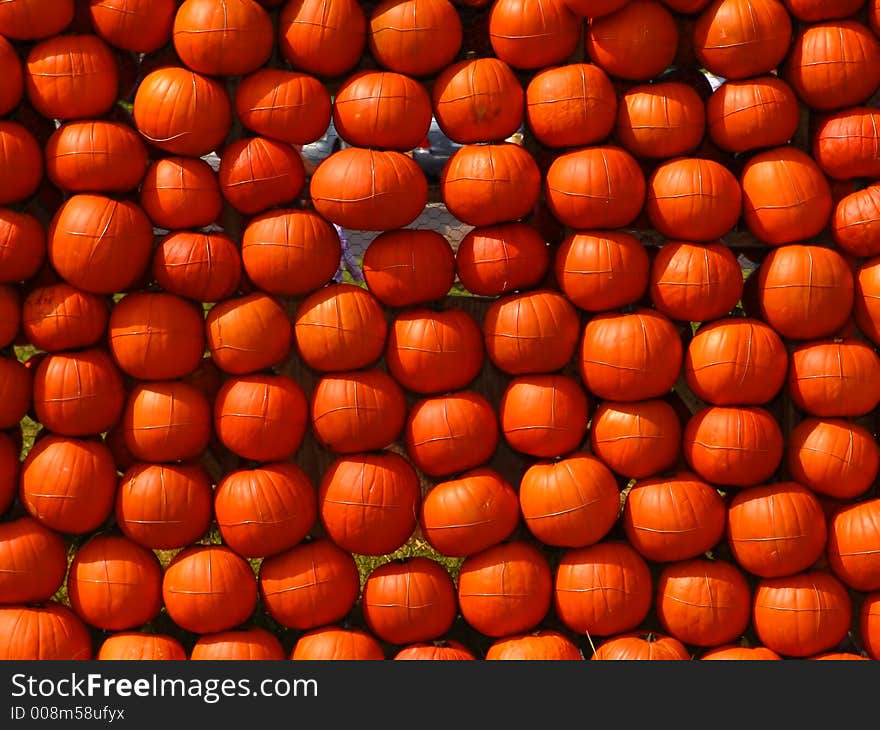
[591,632,690,660]
[615,81,705,159]
[152,231,241,304]
[279,0,366,78]
[0,605,91,660]
[827,499,880,592]
[0,357,30,429]
[97,633,186,661]
[291,627,385,660]
[488,0,580,70]
[813,107,880,181]
[140,157,223,231]
[0,517,68,605]
[700,644,781,660]
[21,284,107,353]
[218,136,306,215]
[395,641,477,660]
[190,627,285,661]
[0,209,46,284]
[485,631,584,660]
[90,0,177,53]
[455,223,549,298]
[0,0,74,40]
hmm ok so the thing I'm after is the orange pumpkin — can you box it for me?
[0,284,19,348]
[90,0,177,53]
[0,122,41,205]
[0,433,17,515]
[701,644,781,660]
[206,293,293,375]
[615,81,705,160]
[0,209,46,284]
[592,632,690,660]
[0,356,30,429]
[0,37,21,117]
[488,0,580,70]
[456,223,549,298]
[0,605,91,660]
[279,0,366,78]
[0,0,74,40]
[22,283,108,353]
[218,136,305,215]
[0,517,67,605]
[784,0,865,21]
[190,627,285,661]
[152,232,241,304]
[140,157,223,231]
[813,107,880,181]
[827,499,880,592]
[97,633,186,661]
[291,627,385,660]
[855,258,880,345]
[485,631,584,660]
[395,641,477,660]
[834,184,880,258]
[860,593,880,660]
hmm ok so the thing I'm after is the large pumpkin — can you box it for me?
[140,157,223,231]
[456,223,549,298]
[420,468,519,556]
[279,0,366,78]
[615,81,705,160]
[488,0,580,70]
[0,357,30,429]
[591,632,690,660]
[395,641,477,660]
[520,453,620,548]
[205,293,292,375]
[362,557,457,645]
[214,375,308,462]
[0,0,74,40]
[485,631,584,660]
[97,633,186,661]
[0,517,67,604]
[291,627,384,660]
[684,318,788,406]
[0,208,46,284]
[860,593,880,661]
[311,369,406,453]
[318,452,420,557]
[260,539,359,630]
[0,605,91,660]
[441,143,540,227]
[20,435,116,534]
[701,644,782,660]
[554,541,653,636]
[116,462,213,549]
[162,545,258,634]
[682,406,784,487]
[22,284,108,353]
[405,391,499,478]
[190,627,285,661]
[218,136,305,215]
[90,0,177,53]
[813,108,880,184]
[545,146,645,230]
[152,231,242,304]
[310,147,428,231]
[134,67,231,156]
[827,499,880,592]
[459,541,552,638]
[369,0,462,76]
[784,0,865,20]
[579,308,683,402]
[108,292,205,381]
[294,284,388,373]
[623,472,725,562]
[0,122,41,205]
[0,37,21,117]
[589,399,682,479]
[67,535,162,631]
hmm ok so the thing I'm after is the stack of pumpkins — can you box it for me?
[1,0,880,661]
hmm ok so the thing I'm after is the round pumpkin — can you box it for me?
[405,391,499,478]
[433,58,524,145]
[586,1,679,81]
[279,0,366,78]
[420,468,519,556]
[756,244,854,340]
[828,499,880,592]
[589,399,682,479]
[685,318,788,406]
[108,292,205,381]
[0,0,74,40]
[784,0,865,20]
[291,626,385,660]
[592,632,690,660]
[363,229,455,307]
[615,81,705,160]
[555,541,653,636]
[134,66,231,156]
[0,605,91,660]
[190,627,285,661]
[22,283,108,353]
[520,453,620,548]
[90,0,176,53]
[455,223,549,298]
[562,0,628,15]
[441,143,540,227]
[236,69,332,145]
[318,452,420,557]
[140,157,223,231]
[753,571,852,658]
[0,37,21,117]
[48,194,153,295]
[860,593,880,661]
[855,258,880,345]
[0,517,67,605]
[260,539,359,630]
[205,293,292,375]
[68,535,162,631]
[310,369,407,453]
[485,631,584,660]
[362,557,457,645]
[701,644,781,660]
[545,146,646,230]
[310,147,428,231]
[833,185,880,258]
[242,209,341,297]
[121,381,212,463]
[0,122,41,205]
[488,0,580,70]
[694,0,792,80]
[20,435,116,534]
[813,107,880,181]
[173,0,273,77]
[395,641,477,660]
[97,633,186,661]
[623,472,725,562]
[579,308,683,402]
[116,462,213,549]
[294,284,388,373]
[459,541,552,638]
[152,231,242,304]
[0,357,30,429]
[656,559,751,647]
[0,209,45,284]
[162,545,257,634]
[218,136,306,215]
[33,348,124,437]
[682,406,784,487]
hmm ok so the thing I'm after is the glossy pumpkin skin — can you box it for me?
[421,468,519,556]
[140,157,223,231]
[395,641,477,660]
[441,143,540,227]
[728,482,828,578]
[67,535,162,631]
[650,241,744,323]
[291,627,385,660]
[242,209,341,297]
[814,107,880,181]
[855,257,880,343]
[20,436,117,535]
[215,463,316,559]
[456,224,549,298]
[310,369,406,454]
[833,184,880,258]
[486,631,584,660]
[579,308,683,402]
[97,633,186,661]
[162,546,258,635]
[318,452,419,557]
[756,244,854,341]
[562,0,628,16]
[190,627,286,661]
[617,82,705,161]
[459,542,552,638]
[0,604,91,660]
[685,319,788,406]
[0,0,74,40]
[22,284,108,353]
[206,293,292,375]
[279,0,366,78]
[364,229,455,307]
[260,540,360,630]
[860,593,880,660]
[554,542,653,636]
[0,123,41,206]
[405,392,499,478]
[218,136,306,216]
[694,0,792,80]
[752,571,852,658]
[363,557,458,645]
[700,644,782,660]
[488,0,580,70]
[90,0,177,53]
[520,454,620,548]
[0,517,67,605]
[116,462,213,550]
[683,406,784,487]
[526,64,617,149]
[0,357,30,429]
[592,632,690,660]
[152,231,242,304]
[827,499,880,592]
[0,209,46,284]
[623,472,725,563]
